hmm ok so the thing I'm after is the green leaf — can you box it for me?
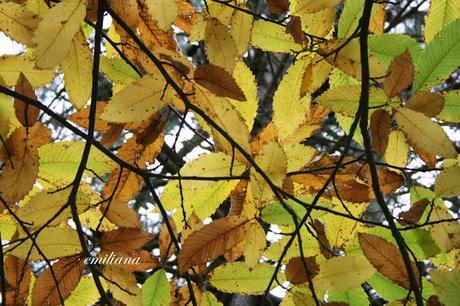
[209,262,280,295]
[430,270,460,306]
[328,286,368,305]
[100,56,140,86]
[425,0,460,43]
[438,90,460,122]
[261,198,310,227]
[367,272,407,302]
[251,20,302,53]
[368,34,422,67]
[38,141,116,185]
[413,19,460,91]
[142,269,171,306]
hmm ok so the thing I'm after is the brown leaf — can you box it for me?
[229,180,249,216]
[68,102,112,132]
[406,92,444,118]
[14,73,39,127]
[159,220,177,261]
[383,50,414,98]
[313,219,333,259]
[370,110,391,156]
[398,198,429,225]
[359,233,420,289]
[426,295,442,306]
[101,123,124,146]
[100,228,154,252]
[267,0,289,14]
[32,255,84,306]
[178,216,249,273]
[100,200,141,228]
[285,256,320,285]
[194,64,246,101]
[5,255,31,306]
[285,16,307,46]
[0,124,51,204]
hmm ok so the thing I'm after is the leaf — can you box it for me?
[267,0,289,15]
[9,227,81,260]
[290,0,339,14]
[101,73,172,123]
[0,124,51,204]
[424,0,460,43]
[103,266,142,305]
[406,92,444,117]
[5,255,31,306]
[384,130,409,171]
[430,270,460,306]
[194,64,245,101]
[178,216,249,273]
[205,18,238,72]
[413,19,460,91]
[32,0,87,69]
[100,228,154,252]
[32,255,84,306]
[428,205,460,252]
[314,255,375,293]
[359,233,419,289]
[108,0,140,29]
[0,93,18,139]
[145,0,177,31]
[209,262,279,295]
[15,188,90,229]
[0,55,55,87]
[100,200,141,229]
[317,85,387,116]
[273,59,310,140]
[243,221,266,269]
[64,276,103,306]
[438,90,460,122]
[230,9,253,55]
[368,34,422,67]
[38,141,115,185]
[285,256,319,285]
[435,166,460,197]
[142,269,171,306]
[100,56,140,86]
[14,73,40,127]
[61,30,92,108]
[250,141,287,208]
[338,0,385,38]
[394,107,457,158]
[398,198,430,225]
[251,20,302,53]
[370,110,391,156]
[383,50,414,98]
[0,2,40,45]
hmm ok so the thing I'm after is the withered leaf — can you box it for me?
[194,64,246,101]
[383,50,414,98]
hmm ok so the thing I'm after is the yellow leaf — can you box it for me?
[205,18,238,72]
[103,266,142,305]
[429,205,460,252]
[251,141,287,208]
[0,93,18,139]
[283,143,316,172]
[26,0,49,16]
[244,221,266,269]
[0,2,40,45]
[295,7,335,37]
[179,216,249,273]
[32,0,87,69]
[9,227,81,260]
[0,213,17,241]
[101,74,172,123]
[15,188,90,229]
[273,59,310,140]
[290,0,339,14]
[230,9,253,55]
[0,55,55,87]
[314,255,375,293]
[209,262,280,294]
[425,0,460,43]
[251,20,302,53]
[394,107,457,158]
[62,30,92,108]
[430,270,460,306]
[145,0,177,31]
[384,130,409,172]
[64,276,104,306]
[435,166,460,197]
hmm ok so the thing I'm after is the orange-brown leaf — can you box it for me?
[5,255,31,306]
[285,16,307,46]
[159,220,177,261]
[406,92,444,118]
[14,73,39,127]
[267,0,289,14]
[370,110,391,156]
[0,124,51,204]
[100,228,154,252]
[178,216,249,273]
[285,256,320,285]
[359,233,420,289]
[383,50,414,98]
[100,200,141,229]
[32,255,84,306]
[194,64,246,101]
